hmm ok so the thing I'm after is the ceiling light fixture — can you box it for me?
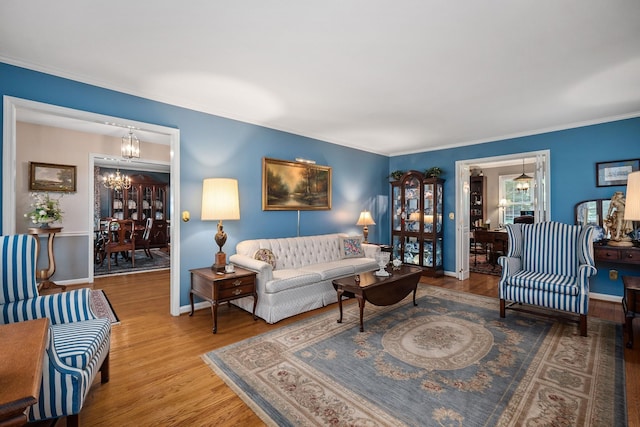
[103,168,132,191]
[514,159,532,192]
[121,128,140,159]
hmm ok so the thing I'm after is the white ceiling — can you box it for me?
[1,1,640,156]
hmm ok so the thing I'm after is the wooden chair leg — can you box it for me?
[66,414,79,427]
[500,299,506,318]
[101,352,110,383]
[579,314,587,337]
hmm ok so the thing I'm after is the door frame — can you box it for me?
[3,96,182,316]
[454,150,550,280]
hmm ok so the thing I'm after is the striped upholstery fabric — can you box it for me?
[0,234,111,424]
[498,222,596,334]
[29,321,111,422]
[53,318,111,369]
[0,234,37,304]
[1,287,97,324]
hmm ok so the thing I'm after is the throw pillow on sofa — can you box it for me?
[254,248,277,269]
[339,236,364,259]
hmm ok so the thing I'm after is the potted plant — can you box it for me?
[424,167,443,178]
[25,192,63,228]
[388,170,405,181]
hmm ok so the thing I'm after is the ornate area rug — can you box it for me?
[94,248,170,276]
[203,286,626,426]
[90,290,120,324]
[469,253,502,276]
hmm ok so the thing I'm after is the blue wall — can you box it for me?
[390,118,640,296]
[2,62,638,301]
[0,63,389,307]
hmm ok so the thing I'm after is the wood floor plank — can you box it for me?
[42,270,638,426]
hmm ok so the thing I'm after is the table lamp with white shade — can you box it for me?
[624,171,640,245]
[356,211,376,243]
[201,178,240,270]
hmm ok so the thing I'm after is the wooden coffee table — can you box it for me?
[332,265,423,332]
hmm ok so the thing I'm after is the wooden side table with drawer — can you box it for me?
[189,266,258,334]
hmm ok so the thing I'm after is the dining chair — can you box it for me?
[134,217,154,258]
[105,219,135,271]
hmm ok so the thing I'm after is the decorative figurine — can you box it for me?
[605,191,633,247]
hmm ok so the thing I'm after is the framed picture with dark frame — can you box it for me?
[262,157,332,211]
[596,159,640,187]
[29,162,77,192]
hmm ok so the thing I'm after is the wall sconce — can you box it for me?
[201,178,240,270]
[356,211,376,243]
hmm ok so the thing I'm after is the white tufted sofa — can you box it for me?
[229,233,380,323]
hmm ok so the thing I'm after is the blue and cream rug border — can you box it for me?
[203,286,626,426]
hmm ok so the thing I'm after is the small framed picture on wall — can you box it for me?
[596,159,640,187]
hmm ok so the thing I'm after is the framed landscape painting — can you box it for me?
[262,157,331,210]
[29,162,77,192]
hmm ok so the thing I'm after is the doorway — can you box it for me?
[3,96,182,315]
[92,157,171,278]
[454,150,550,280]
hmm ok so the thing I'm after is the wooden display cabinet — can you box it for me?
[470,175,486,229]
[390,171,444,277]
[109,174,169,248]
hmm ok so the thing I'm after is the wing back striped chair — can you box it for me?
[497,222,597,336]
[0,234,110,427]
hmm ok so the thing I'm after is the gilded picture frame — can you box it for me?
[596,159,639,187]
[262,157,332,210]
[29,161,77,193]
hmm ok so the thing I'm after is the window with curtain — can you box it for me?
[499,174,534,224]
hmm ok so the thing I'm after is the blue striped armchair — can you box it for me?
[497,222,597,336]
[0,234,110,426]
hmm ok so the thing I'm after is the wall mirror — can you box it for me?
[574,198,610,241]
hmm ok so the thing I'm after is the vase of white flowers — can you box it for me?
[25,192,63,228]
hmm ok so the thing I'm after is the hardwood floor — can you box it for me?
[47,270,638,426]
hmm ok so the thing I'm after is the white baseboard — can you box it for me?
[180,301,209,315]
[590,292,623,303]
[51,278,90,287]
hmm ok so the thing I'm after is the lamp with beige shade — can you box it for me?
[356,211,376,243]
[624,171,640,245]
[201,178,240,270]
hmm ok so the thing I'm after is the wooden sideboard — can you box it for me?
[593,244,640,266]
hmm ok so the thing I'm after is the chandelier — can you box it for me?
[121,128,140,159]
[514,159,532,192]
[103,169,132,191]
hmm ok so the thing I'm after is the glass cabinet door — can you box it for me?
[154,186,165,220]
[422,238,443,267]
[392,186,402,232]
[404,175,421,227]
[127,186,138,220]
[142,186,153,220]
[404,236,420,265]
